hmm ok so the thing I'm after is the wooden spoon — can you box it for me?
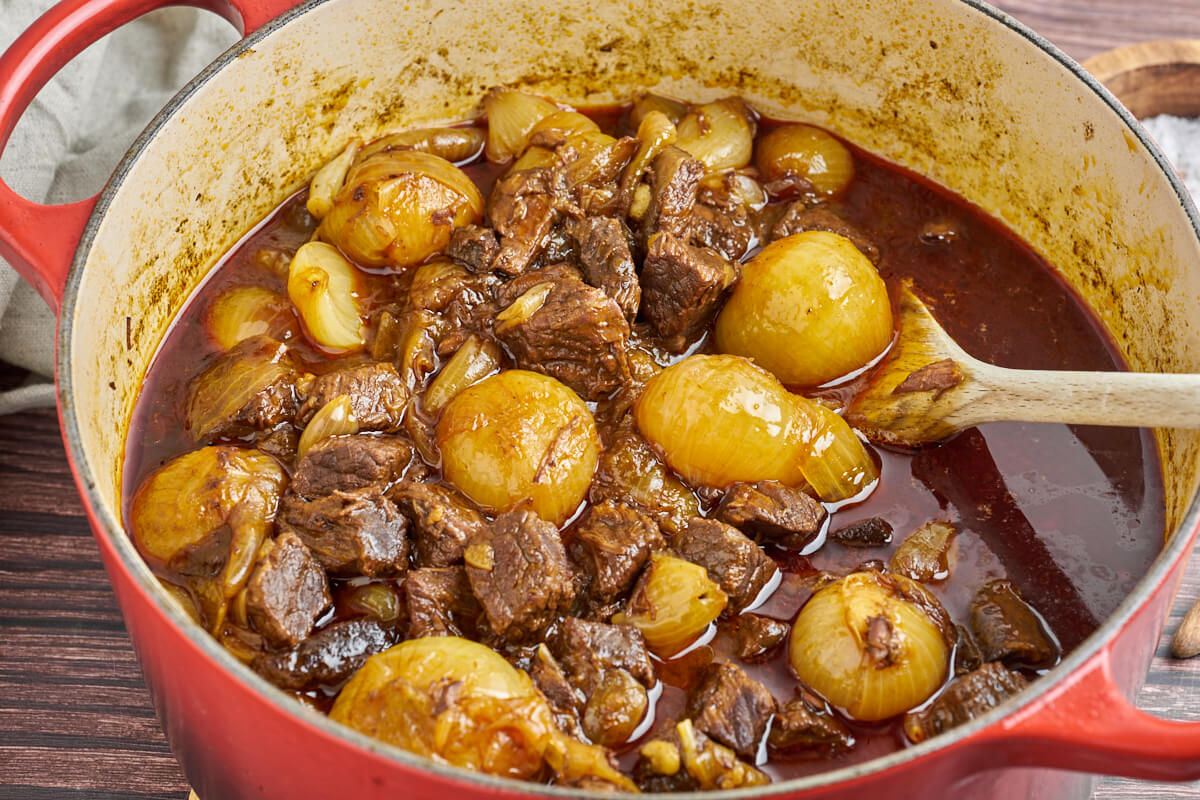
[843,281,1200,448]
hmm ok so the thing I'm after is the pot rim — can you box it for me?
[55,0,1200,796]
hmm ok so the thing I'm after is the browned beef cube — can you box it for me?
[548,617,655,693]
[405,261,498,357]
[495,274,631,400]
[903,661,1028,743]
[769,204,881,265]
[675,518,778,613]
[488,167,564,276]
[251,618,402,690]
[715,481,827,549]
[244,532,331,649]
[446,224,500,273]
[567,216,640,321]
[589,427,700,535]
[277,487,409,578]
[726,613,790,662]
[186,335,305,443]
[955,623,984,676]
[641,231,738,353]
[642,145,704,240]
[768,693,854,756]
[687,662,778,760]
[689,202,754,262]
[493,261,585,308]
[464,508,575,641]
[388,480,486,567]
[529,643,584,737]
[290,434,415,498]
[297,361,408,432]
[829,516,894,548]
[569,502,665,607]
[404,566,481,638]
[970,580,1059,667]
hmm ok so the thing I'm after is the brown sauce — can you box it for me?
[121,111,1163,784]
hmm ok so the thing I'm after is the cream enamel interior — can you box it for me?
[65,0,1200,741]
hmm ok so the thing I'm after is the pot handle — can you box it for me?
[0,0,299,313]
[985,647,1200,780]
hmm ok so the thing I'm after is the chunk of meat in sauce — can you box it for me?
[445,224,500,273]
[529,643,585,738]
[689,202,754,262]
[970,579,1059,667]
[640,231,739,353]
[568,502,666,609]
[464,508,576,642]
[687,661,778,760]
[296,361,408,432]
[769,203,881,265]
[725,613,790,663]
[186,335,306,443]
[494,273,632,401]
[277,487,409,578]
[715,481,827,549]
[674,518,778,613]
[548,616,656,694]
[244,531,331,649]
[290,434,416,498]
[487,167,565,276]
[568,215,640,321]
[829,516,894,548]
[768,693,854,758]
[904,661,1028,743]
[642,145,704,241]
[251,617,402,691]
[404,566,482,638]
[387,480,486,567]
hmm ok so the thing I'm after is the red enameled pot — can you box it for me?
[3,0,1200,797]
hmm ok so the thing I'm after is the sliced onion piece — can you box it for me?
[483,88,559,163]
[287,242,366,352]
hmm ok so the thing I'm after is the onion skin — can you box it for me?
[320,150,483,269]
[756,123,854,196]
[435,370,599,526]
[715,231,893,387]
[788,571,952,721]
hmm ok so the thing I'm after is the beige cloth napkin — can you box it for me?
[0,0,236,414]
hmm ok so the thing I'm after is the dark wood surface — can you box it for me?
[4,2,1200,798]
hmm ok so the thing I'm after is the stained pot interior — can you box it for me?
[66,0,1200,743]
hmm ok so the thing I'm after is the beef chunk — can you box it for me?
[495,274,632,400]
[954,623,984,676]
[674,518,779,613]
[245,532,331,649]
[769,204,881,265]
[641,231,738,353]
[715,481,827,549]
[388,480,486,567]
[568,216,640,321]
[829,516,894,548]
[488,167,564,276]
[529,643,584,737]
[548,617,655,694]
[251,618,401,690]
[297,361,408,432]
[726,613,790,662]
[768,693,854,757]
[493,261,585,308]
[464,508,575,641]
[970,580,1059,667]
[561,136,639,216]
[569,502,666,607]
[404,261,498,356]
[903,661,1028,743]
[255,426,299,465]
[186,335,305,443]
[687,661,778,759]
[446,224,500,273]
[642,145,704,240]
[290,434,415,498]
[277,487,409,578]
[689,202,754,261]
[590,427,700,534]
[634,720,769,792]
[404,566,482,638]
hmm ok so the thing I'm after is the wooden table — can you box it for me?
[3,1,1200,797]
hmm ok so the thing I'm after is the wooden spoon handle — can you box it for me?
[968,363,1200,429]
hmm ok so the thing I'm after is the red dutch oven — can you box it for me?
[3,0,1200,797]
